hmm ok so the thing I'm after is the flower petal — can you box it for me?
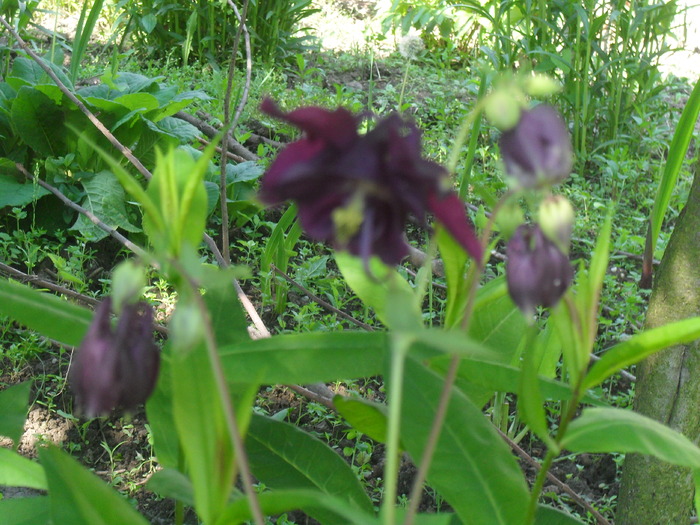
[428,192,483,262]
[261,98,359,149]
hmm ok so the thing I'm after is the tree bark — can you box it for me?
[616,165,700,525]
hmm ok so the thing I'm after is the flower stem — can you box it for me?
[382,333,412,525]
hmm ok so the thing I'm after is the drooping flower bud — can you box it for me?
[499,105,573,188]
[538,195,575,254]
[70,298,160,417]
[506,224,573,316]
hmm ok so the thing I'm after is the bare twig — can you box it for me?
[270,263,375,331]
[496,427,613,525]
[196,136,248,163]
[176,111,258,161]
[0,261,99,307]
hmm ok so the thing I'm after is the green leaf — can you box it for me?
[0,381,31,446]
[0,448,47,489]
[146,468,195,507]
[246,414,375,520]
[333,396,388,443]
[400,358,530,524]
[436,225,470,328]
[216,489,378,525]
[113,92,160,112]
[582,316,700,390]
[535,505,586,524]
[155,116,201,142]
[226,160,265,184]
[0,496,51,525]
[646,77,700,268]
[0,170,49,207]
[39,445,149,524]
[219,332,388,386]
[519,327,556,448]
[169,330,235,523]
[140,13,158,34]
[72,171,141,241]
[0,279,92,346]
[11,86,65,156]
[200,267,251,348]
[561,408,700,469]
[469,278,526,357]
[145,354,181,469]
[335,252,421,329]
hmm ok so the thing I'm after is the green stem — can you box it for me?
[398,62,410,111]
[382,333,412,525]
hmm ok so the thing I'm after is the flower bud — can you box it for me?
[506,224,573,315]
[523,74,561,98]
[499,105,573,188]
[70,298,160,417]
[484,89,522,131]
[538,195,574,254]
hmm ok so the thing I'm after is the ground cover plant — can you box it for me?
[1,1,700,524]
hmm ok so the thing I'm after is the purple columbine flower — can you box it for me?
[258,98,482,266]
[506,224,573,315]
[499,105,573,188]
[70,298,160,417]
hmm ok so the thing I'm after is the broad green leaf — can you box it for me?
[246,414,375,520]
[7,57,73,90]
[0,381,31,446]
[519,327,556,448]
[646,77,700,271]
[226,160,264,183]
[428,354,604,407]
[0,496,50,525]
[333,396,388,443]
[219,332,388,386]
[155,116,201,142]
[11,87,65,157]
[0,448,46,489]
[110,72,160,94]
[582,316,700,390]
[215,489,378,525]
[72,171,141,241]
[0,279,92,346]
[561,408,700,469]
[436,225,470,328]
[335,252,421,329]
[39,445,149,524]
[146,468,195,507]
[201,267,250,348]
[113,92,160,112]
[535,505,586,524]
[400,358,530,524]
[170,335,235,524]
[145,352,181,469]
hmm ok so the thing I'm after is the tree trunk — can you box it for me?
[616,166,700,525]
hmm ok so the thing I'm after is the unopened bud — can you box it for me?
[70,298,160,417]
[506,224,573,316]
[484,89,522,131]
[499,105,573,188]
[523,74,561,97]
[538,195,574,254]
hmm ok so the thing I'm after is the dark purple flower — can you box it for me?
[70,298,160,417]
[506,224,573,315]
[259,98,482,266]
[499,105,573,188]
